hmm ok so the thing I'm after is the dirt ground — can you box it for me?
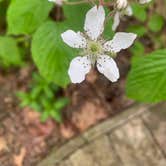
[0,49,136,166]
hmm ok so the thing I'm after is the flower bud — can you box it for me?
[116,0,128,10]
[139,0,152,4]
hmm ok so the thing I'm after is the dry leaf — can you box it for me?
[72,101,108,131]
[14,147,26,166]
[60,121,76,139]
[0,137,8,151]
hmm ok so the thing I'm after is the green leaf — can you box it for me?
[31,21,75,87]
[132,3,147,22]
[63,4,114,38]
[40,111,49,122]
[130,41,145,57]
[7,0,52,35]
[50,109,62,123]
[54,97,69,110]
[0,36,22,67]
[126,49,166,103]
[63,4,90,31]
[127,25,147,37]
[31,4,92,87]
[148,14,165,32]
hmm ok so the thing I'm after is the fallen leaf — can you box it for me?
[72,101,108,131]
[14,147,26,166]
[60,122,76,139]
[0,137,8,151]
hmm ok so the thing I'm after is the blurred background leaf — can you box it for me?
[0,36,23,67]
[7,0,53,35]
[148,14,165,32]
[17,72,68,122]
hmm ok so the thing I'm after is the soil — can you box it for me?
[0,49,136,166]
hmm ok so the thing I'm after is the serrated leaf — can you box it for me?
[31,21,75,87]
[7,0,52,35]
[0,36,22,67]
[126,49,166,103]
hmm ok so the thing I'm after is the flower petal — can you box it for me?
[61,30,87,48]
[112,12,120,31]
[124,5,133,16]
[104,32,137,52]
[97,55,119,82]
[84,6,105,41]
[68,56,91,83]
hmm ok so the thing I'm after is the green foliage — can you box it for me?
[7,0,53,35]
[148,14,165,32]
[0,0,165,105]
[63,4,90,31]
[130,41,145,57]
[127,25,147,37]
[0,36,23,67]
[17,73,69,122]
[31,4,93,87]
[126,49,166,103]
[31,21,76,87]
[131,3,147,22]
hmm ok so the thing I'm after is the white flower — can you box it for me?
[139,0,152,4]
[116,0,128,9]
[61,6,137,83]
[113,0,151,31]
[48,0,63,6]
[112,5,133,31]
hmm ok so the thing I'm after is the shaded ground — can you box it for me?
[38,103,166,166]
[0,50,135,166]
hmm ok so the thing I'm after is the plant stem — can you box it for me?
[64,0,91,5]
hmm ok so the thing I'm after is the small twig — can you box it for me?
[99,0,104,6]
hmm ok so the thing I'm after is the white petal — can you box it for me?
[84,6,105,41]
[104,32,137,53]
[68,56,91,83]
[112,12,120,31]
[139,0,151,4]
[97,55,119,82]
[124,5,133,16]
[61,30,87,48]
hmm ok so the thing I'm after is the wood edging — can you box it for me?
[37,103,164,166]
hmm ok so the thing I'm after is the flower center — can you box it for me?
[87,41,102,54]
